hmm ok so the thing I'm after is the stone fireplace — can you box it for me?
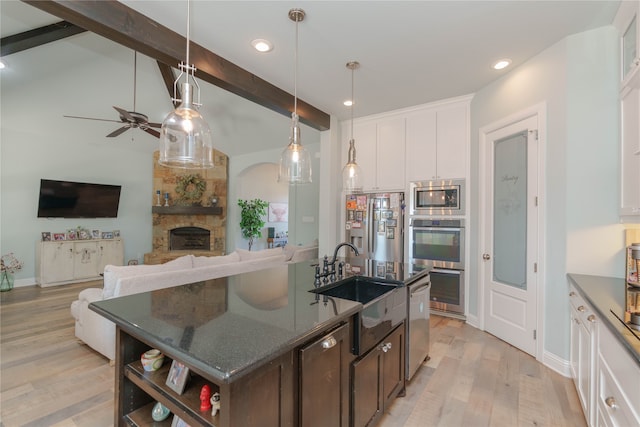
[144,151,228,265]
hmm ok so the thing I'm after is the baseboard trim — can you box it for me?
[542,349,572,377]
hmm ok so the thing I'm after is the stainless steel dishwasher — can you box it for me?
[406,272,430,381]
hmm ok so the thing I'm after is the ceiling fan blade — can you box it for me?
[106,126,130,138]
[148,122,162,128]
[64,115,121,123]
[143,127,161,138]
[113,106,134,122]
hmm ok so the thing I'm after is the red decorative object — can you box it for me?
[200,384,212,411]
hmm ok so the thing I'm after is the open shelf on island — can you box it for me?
[152,206,223,215]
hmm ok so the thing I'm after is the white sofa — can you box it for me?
[70,243,318,361]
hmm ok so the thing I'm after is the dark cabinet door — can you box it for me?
[351,345,383,427]
[299,322,351,427]
[381,324,404,408]
[351,323,405,427]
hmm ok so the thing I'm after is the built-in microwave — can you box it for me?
[410,179,465,216]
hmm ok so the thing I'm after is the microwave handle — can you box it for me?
[430,268,461,276]
[411,227,463,232]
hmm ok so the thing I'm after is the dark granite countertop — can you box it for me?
[567,273,640,365]
[91,257,427,384]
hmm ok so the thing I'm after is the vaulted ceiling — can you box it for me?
[1,1,622,138]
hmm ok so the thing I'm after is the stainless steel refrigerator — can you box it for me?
[345,192,404,262]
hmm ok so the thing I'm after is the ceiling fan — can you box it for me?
[64,51,161,138]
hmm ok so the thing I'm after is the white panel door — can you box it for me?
[482,115,538,357]
[376,117,406,190]
[405,110,437,182]
[352,120,377,191]
[436,105,467,180]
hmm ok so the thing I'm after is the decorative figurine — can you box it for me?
[210,392,221,417]
[200,384,212,411]
[156,190,162,207]
[164,192,170,207]
[151,402,171,421]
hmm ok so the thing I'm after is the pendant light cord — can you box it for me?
[294,17,298,116]
[350,65,354,140]
[186,0,191,67]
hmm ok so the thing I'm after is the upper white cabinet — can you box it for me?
[406,103,468,181]
[615,1,640,220]
[343,116,406,192]
[342,96,470,192]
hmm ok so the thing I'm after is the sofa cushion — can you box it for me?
[193,252,241,268]
[236,247,284,261]
[102,255,194,298]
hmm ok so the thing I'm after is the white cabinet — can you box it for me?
[596,322,640,427]
[405,103,468,181]
[343,116,405,192]
[620,84,640,217]
[36,239,124,287]
[569,285,598,426]
[615,2,640,220]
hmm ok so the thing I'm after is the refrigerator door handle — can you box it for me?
[368,197,374,255]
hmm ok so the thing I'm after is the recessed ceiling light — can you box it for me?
[493,59,512,70]
[0,59,6,70]
[344,100,353,107]
[251,39,273,53]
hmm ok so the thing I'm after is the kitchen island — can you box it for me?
[91,258,427,427]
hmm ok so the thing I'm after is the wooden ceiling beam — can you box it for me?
[22,0,330,131]
[1,20,86,57]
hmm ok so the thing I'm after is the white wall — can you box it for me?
[1,31,321,284]
[469,26,621,361]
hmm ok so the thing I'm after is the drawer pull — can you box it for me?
[381,342,392,353]
[605,396,617,410]
[577,305,586,312]
[587,314,596,323]
[321,336,337,349]
[569,291,576,297]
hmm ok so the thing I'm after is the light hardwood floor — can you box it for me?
[1,282,586,427]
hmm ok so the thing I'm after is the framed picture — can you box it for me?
[78,229,90,240]
[113,230,121,238]
[386,218,397,227]
[380,198,390,209]
[355,211,363,221]
[347,210,355,221]
[268,203,288,222]
[376,264,385,277]
[41,232,51,242]
[386,227,395,239]
[166,360,190,394]
[53,233,66,241]
[66,230,77,240]
[377,222,385,233]
[171,416,191,427]
[102,231,114,239]
[382,210,393,219]
[91,229,101,239]
[374,198,381,209]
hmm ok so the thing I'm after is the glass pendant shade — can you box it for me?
[279,113,312,183]
[159,82,213,169]
[342,138,363,193]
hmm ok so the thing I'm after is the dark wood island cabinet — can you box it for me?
[92,260,425,427]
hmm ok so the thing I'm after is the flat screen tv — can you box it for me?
[37,179,122,218]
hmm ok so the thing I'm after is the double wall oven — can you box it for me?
[409,179,466,318]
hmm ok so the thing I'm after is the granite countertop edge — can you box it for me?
[567,273,640,365]
[91,301,362,385]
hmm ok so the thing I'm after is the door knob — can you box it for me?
[482,253,491,260]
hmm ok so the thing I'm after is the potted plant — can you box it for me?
[238,199,269,250]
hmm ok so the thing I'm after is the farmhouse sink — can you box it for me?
[309,277,406,355]
[309,277,397,305]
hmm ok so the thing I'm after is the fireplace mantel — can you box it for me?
[152,206,223,215]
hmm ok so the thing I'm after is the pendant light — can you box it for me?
[278,8,312,184]
[158,0,213,169]
[342,61,363,193]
